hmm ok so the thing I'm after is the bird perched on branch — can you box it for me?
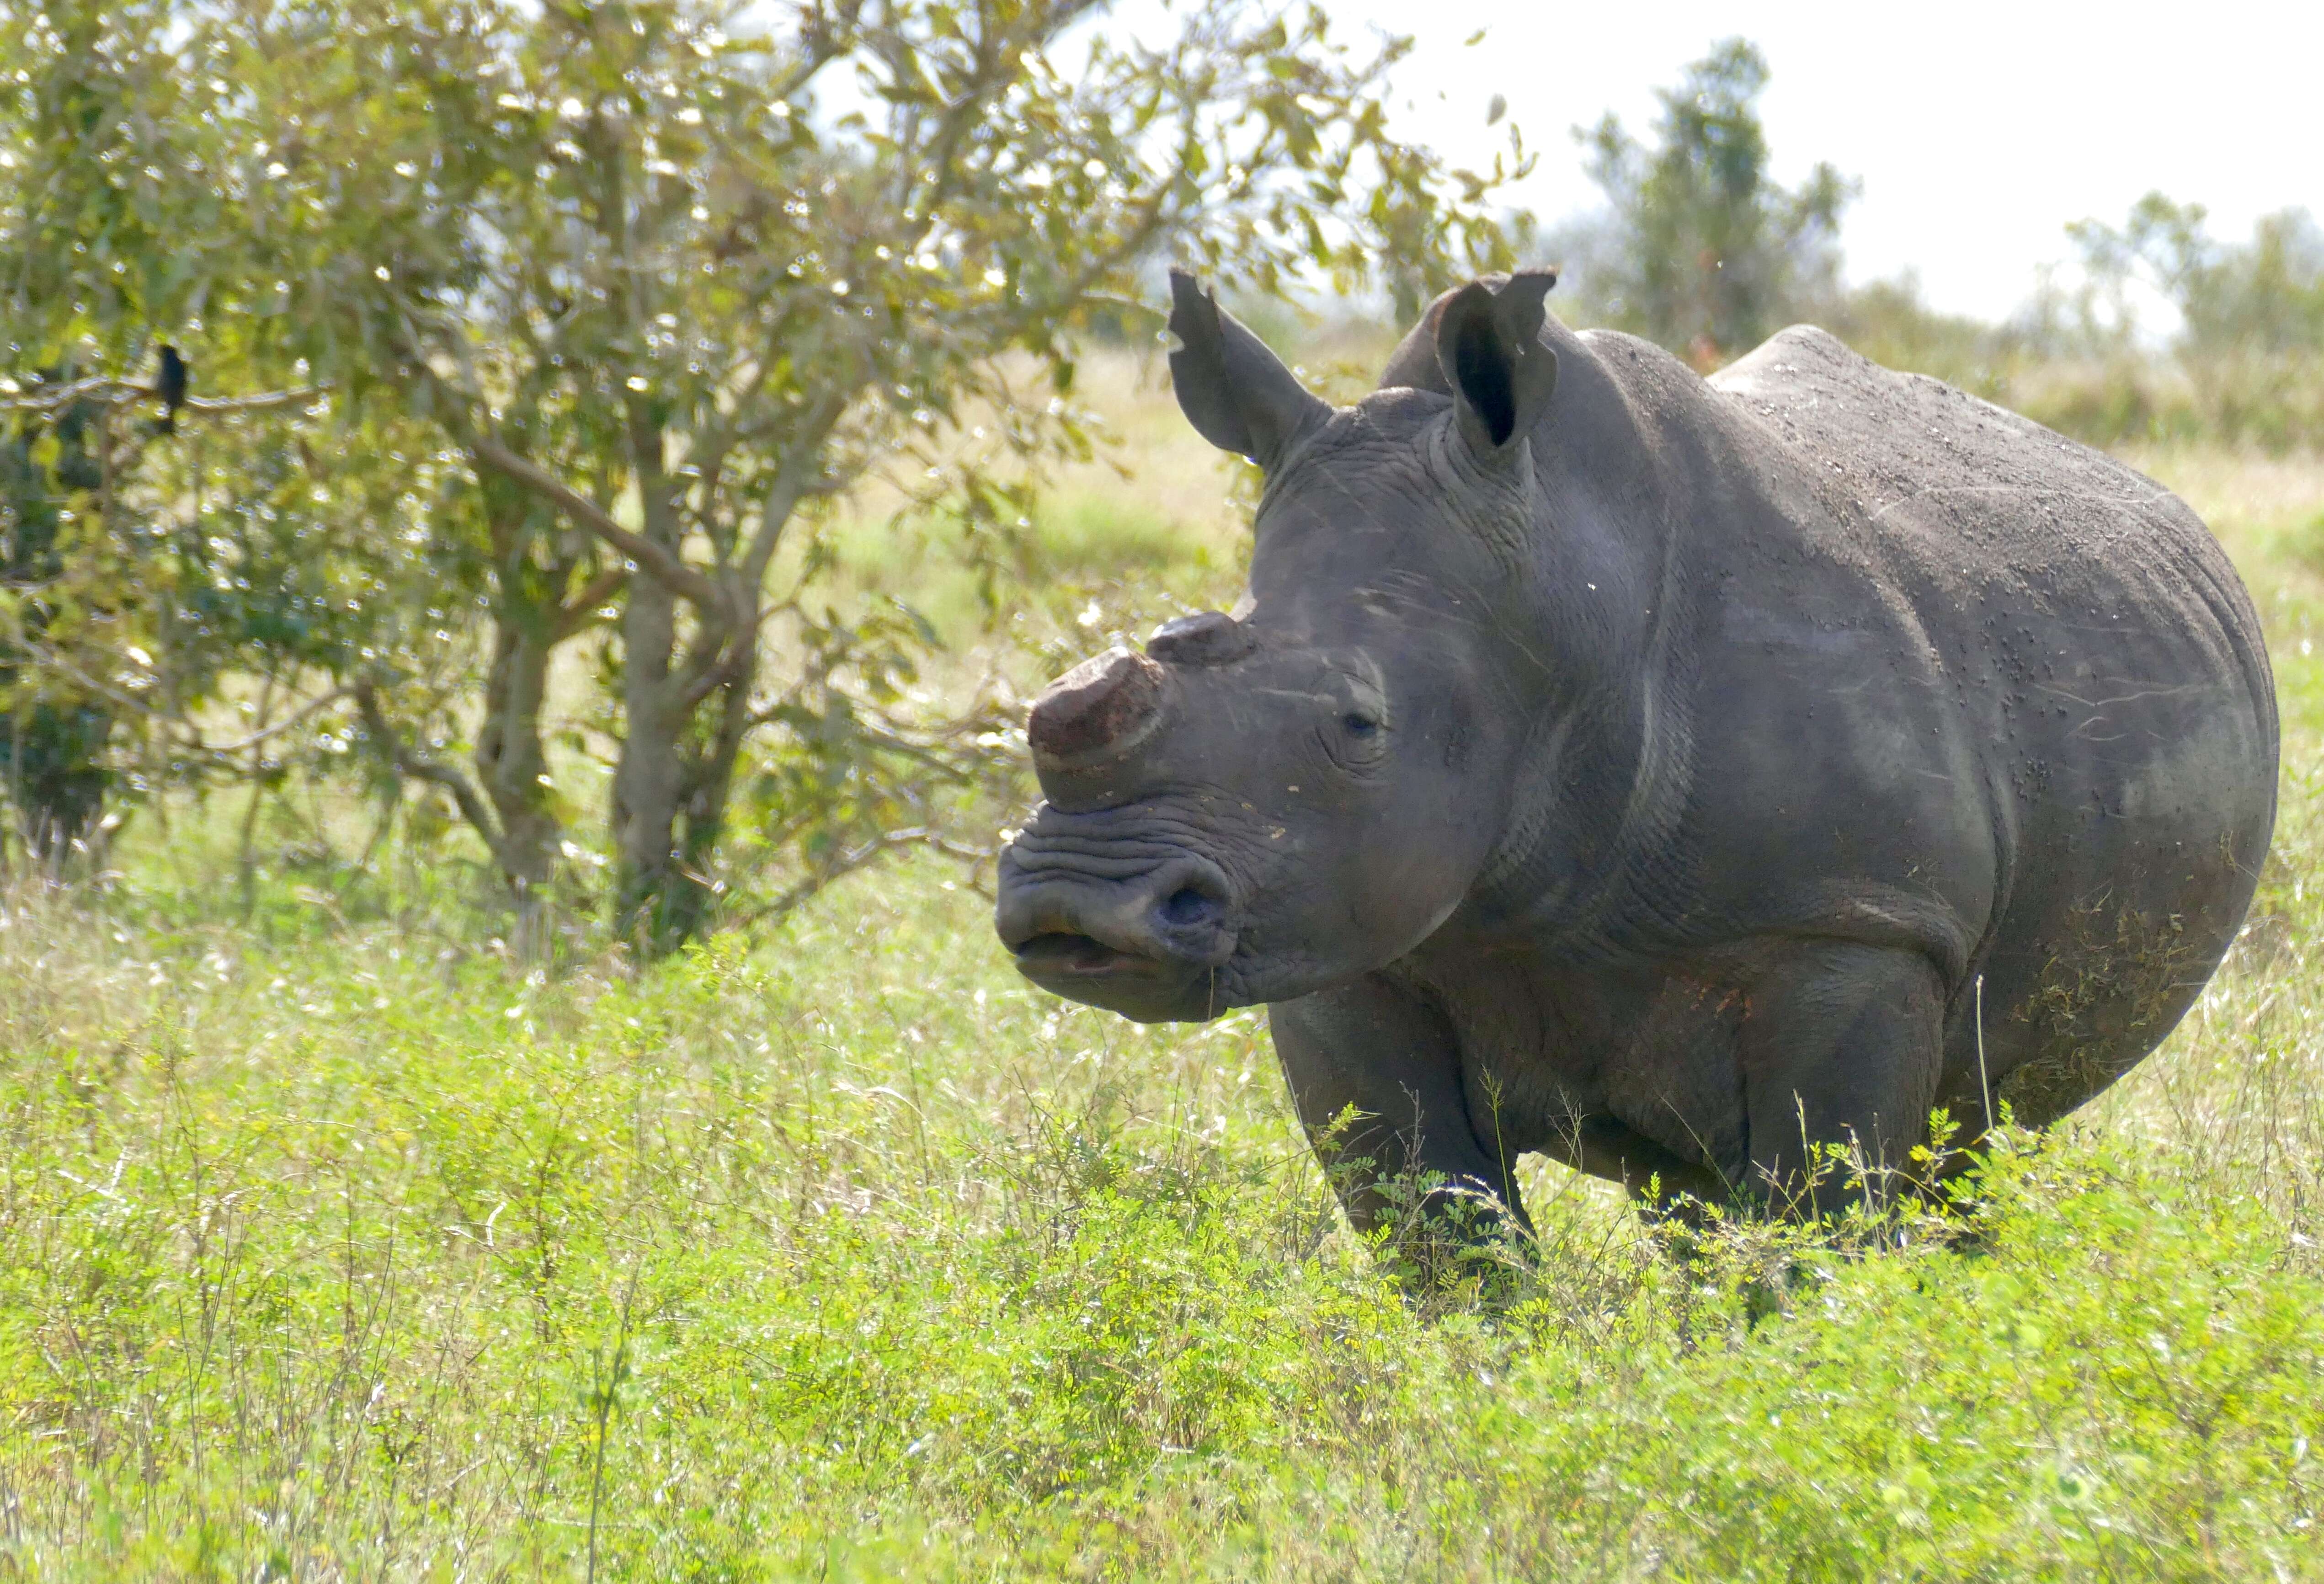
[154,345,188,435]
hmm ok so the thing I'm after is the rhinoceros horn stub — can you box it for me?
[1028,647,1169,769]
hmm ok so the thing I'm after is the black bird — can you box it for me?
[155,344,188,435]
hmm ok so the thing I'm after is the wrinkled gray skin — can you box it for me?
[994,268,2277,1241]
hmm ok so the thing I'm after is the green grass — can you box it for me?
[3,443,2324,1579]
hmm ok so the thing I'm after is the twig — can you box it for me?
[585,1246,645,1584]
[0,378,326,418]
[0,627,171,721]
[0,613,360,769]
[208,686,352,755]
[351,680,517,875]
[1974,972,1995,1139]
[730,827,992,930]
[469,437,727,616]
[550,568,632,641]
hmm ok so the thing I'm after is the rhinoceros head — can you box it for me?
[994,269,1562,1021]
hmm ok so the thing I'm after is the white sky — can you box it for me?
[1323,0,2324,322]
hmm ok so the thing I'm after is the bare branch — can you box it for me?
[352,679,516,872]
[674,347,783,498]
[0,378,327,418]
[0,621,173,724]
[664,384,852,713]
[769,5,857,107]
[469,436,727,614]
[207,686,353,755]
[731,826,993,930]
[741,386,853,593]
[550,567,633,641]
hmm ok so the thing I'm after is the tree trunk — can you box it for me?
[474,612,561,958]
[609,578,759,959]
[607,417,763,959]
[357,513,576,963]
[610,568,689,953]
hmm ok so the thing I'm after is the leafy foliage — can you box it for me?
[0,0,1525,946]
[0,5,472,872]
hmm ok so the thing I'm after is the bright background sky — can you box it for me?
[1325,0,2324,323]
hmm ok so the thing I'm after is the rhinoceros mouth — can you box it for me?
[1011,931,1138,978]
[1007,928,1235,1022]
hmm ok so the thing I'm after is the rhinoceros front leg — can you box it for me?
[1739,940,1947,1212]
[1268,976,1530,1258]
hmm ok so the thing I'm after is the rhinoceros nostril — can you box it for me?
[1028,647,1167,764]
[1161,884,1225,929]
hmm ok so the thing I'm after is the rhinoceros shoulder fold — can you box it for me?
[1710,323,1862,389]
[1709,323,2033,444]
[1706,324,2200,544]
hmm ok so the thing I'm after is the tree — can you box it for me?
[2069,193,2324,357]
[2058,195,2324,449]
[0,388,116,859]
[0,5,480,883]
[233,0,1525,955]
[0,4,192,861]
[1571,39,1853,367]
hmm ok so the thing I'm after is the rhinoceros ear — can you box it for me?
[1167,270,1330,471]
[1435,268,1560,460]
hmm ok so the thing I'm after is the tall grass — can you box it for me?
[0,443,2320,1579]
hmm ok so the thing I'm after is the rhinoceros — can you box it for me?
[994,268,2277,1240]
